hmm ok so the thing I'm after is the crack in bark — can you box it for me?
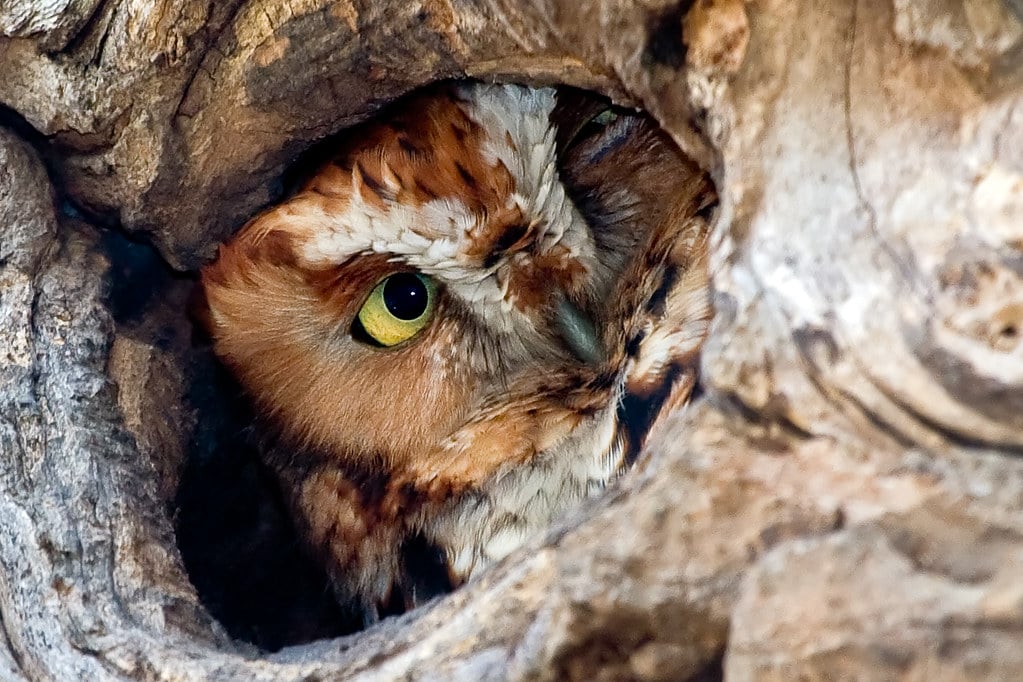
[842,0,925,298]
[854,355,1023,455]
[90,5,118,68]
[172,0,249,120]
[0,614,27,678]
[59,0,112,57]
[710,388,816,443]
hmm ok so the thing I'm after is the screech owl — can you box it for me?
[199,82,714,622]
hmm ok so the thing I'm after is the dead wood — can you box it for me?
[2,0,1023,679]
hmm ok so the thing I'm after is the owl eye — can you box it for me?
[566,108,620,150]
[590,108,619,126]
[354,272,437,347]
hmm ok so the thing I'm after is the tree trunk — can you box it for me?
[2,0,1023,679]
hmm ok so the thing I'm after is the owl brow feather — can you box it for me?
[461,296,507,378]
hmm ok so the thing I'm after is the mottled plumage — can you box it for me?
[200,82,714,621]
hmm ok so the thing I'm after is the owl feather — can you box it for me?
[200,82,715,621]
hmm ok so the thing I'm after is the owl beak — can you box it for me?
[555,297,606,367]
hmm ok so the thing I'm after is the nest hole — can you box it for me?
[990,304,1023,352]
[103,79,718,652]
[103,230,356,649]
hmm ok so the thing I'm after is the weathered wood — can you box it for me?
[1,0,1023,679]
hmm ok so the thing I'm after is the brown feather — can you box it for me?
[199,81,714,615]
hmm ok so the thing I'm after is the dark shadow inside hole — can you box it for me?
[102,229,187,326]
[686,649,725,682]
[175,353,361,650]
[98,227,358,651]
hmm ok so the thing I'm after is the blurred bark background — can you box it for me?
[3,0,1023,679]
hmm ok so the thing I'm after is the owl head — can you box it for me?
[200,82,708,499]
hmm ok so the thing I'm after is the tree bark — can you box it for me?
[2,0,1023,679]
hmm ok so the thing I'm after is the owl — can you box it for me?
[199,82,714,623]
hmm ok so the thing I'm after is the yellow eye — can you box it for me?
[354,272,437,347]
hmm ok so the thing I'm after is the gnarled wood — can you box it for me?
[1,0,1023,679]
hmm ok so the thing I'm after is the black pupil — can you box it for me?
[382,273,429,320]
